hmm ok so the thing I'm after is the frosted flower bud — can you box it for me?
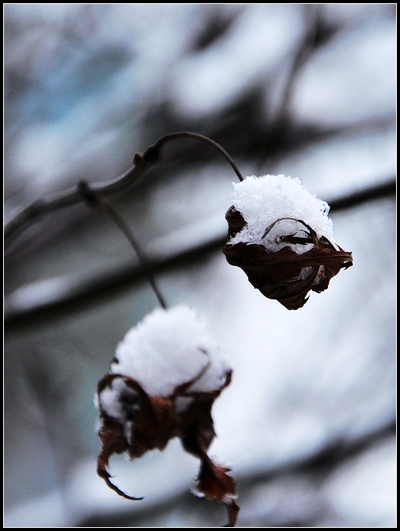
[95,305,239,526]
[223,175,353,310]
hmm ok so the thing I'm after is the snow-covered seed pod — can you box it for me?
[95,304,239,526]
[223,175,353,310]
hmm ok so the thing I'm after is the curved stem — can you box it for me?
[78,181,168,310]
[5,131,243,245]
[141,132,244,182]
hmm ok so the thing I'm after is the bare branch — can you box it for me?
[4,132,244,245]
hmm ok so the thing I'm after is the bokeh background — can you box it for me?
[4,4,396,527]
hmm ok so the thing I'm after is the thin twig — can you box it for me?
[145,132,244,183]
[4,132,244,245]
[78,181,168,310]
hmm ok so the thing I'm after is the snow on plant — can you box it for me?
[223,175,353,310]
[95,305,239,527]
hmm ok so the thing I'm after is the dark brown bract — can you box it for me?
[96,367,239,526]
[223,207,353,310]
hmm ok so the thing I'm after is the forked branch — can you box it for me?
[5,132,244,245]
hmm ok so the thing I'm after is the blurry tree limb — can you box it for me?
[4,178,395,334]
[325,179,396,211]
[77,419,395,527]
[4,132,243,246]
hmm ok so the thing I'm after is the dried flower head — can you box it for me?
[223,175,353,310]
[95,305,239,526]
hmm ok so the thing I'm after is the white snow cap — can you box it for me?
[108,305,231,398]
[229,175,338,252]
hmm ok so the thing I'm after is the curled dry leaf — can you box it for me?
[223,207,353,310]
[95,306,239,527]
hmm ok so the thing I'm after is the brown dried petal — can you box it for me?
[181,416,239,527]
[96,364,238,525]
[196,456,240,527]
[225,206,247,238]
[223,208,353,310]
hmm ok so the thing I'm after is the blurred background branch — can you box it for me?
[4,177,395,332]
